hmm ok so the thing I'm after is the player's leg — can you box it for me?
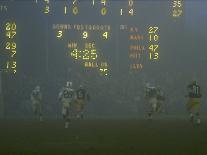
[189,112,194,123]
[148,103,153,120]
[39,104,43,122]
[33,103,37,115]
[65,107,71,128]
[62,106,68,128]
[157,100,164,113]
[194,99,201,125]
[80,101,85,119]
[76,100,81,119]
[187,99,194,123]
[195,112,200,125]
[152,99,157,113]
[148,111,152,120]
[146,100,152,120]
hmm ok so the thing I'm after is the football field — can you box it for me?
[0,118,207,155]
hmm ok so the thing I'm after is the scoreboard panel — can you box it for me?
[1,0,205,78]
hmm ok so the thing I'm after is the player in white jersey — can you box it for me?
[58,81,74,128]
[30,86,43,121]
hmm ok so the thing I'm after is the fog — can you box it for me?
[0,1,207,118]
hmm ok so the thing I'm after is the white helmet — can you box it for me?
[66,81,72,88]
[145,82,150,88]
[35,86,40,91]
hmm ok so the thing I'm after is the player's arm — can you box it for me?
[74,90,77,100]
[30,91,34,101]
[199,86,202,98]
[86,93,90,102]
[38,92,42,102]
[73,90,78,104]
[58,91,63,103]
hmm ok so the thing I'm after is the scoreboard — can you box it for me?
[0,0,197,77]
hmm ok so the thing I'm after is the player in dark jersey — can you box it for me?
[186,80,202,125]
[156,86,166,113]
[144,83,158,120]
[75,85,90,119]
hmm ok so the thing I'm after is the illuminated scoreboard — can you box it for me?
[0,0,186,77]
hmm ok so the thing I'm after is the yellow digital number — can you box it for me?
[101,0,106,6]
[149,45,159,52]
[11,50,16,58]
[173,0,182,8]
[6,61,9,69]
[83,50,90,60]
[100,68,108,76]
[6,61,16,69]
[120,9,123,16]
[149,34,159,42]
[64,6,67,14]
[71,49,78,59]
[6,22,16,31]
[73,0,77,5]
[44,6,50,14]
[129,8,134,16]
[82,31,88,39]
[72,6,78,15]
[91,49,98,60]
[13,69,17,74]
[57,30,63,39]
[101,7,107,16]
[102,31,108,39]
[148,27,159,34]
[149,52,159,60]
[11,61,17,69]
[6,31,16,39]
[44,0,49,4]
[6,42,16,50]
[128,0,134,7]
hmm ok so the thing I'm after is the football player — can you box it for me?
[185,80,202,125]
[58,81,74,128]
[30,86,43,121]
[75,85,90,119]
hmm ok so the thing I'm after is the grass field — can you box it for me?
[0,118,207,155]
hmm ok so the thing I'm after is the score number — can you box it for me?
[148,26,159,60]
[5,22,17,74]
